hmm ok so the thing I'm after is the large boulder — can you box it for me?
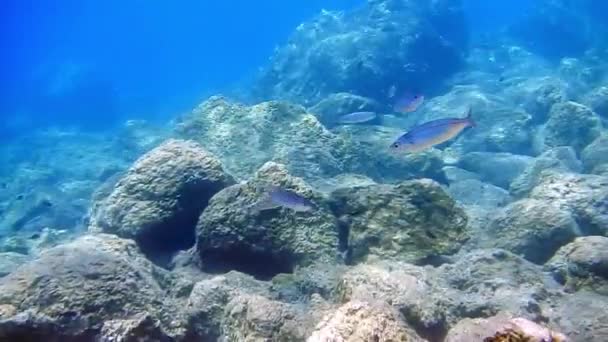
[196,162,340,279]
[251,0,467,105]
[447,179,511,208]
[458,152,533,189]
[510,146,582,197]
[546,236,608,295]
[308,300,426,342]
[541,101,602,153]
[529,171,608,236]
[329,179,469,264]
[0,234,186,341]
[582,85,608,119]
[548,290,608,342]
[582,134,608,174]
[486,199,581,264]
[88,139,235,259]
[174,97,365,184]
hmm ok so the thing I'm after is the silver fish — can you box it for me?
[337,111,377,124]
[252,186,318,212]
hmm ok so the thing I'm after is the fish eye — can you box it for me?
[391,143,399,148]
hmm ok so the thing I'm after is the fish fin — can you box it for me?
[465,106,476,127]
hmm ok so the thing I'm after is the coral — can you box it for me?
[329,179,469,264]
[88,139,234,260]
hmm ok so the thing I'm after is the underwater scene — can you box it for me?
[1,0,608,341]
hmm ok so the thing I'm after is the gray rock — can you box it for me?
[185,271,272,340]
[308,300,426,342]
[510,146,582,197]
[89,139,235,259]
[582,134,608,174]
[0,252,28,278]
[530,171,608,236]
[459,152,534,189]
[542,101,602,153]
[448,179,511,208]
[503,76,566,123]
[252,0,467,105]
[582,85,608,119]
[196,162,340,279]
[99,314,172,342]
[0,234,187,341]
[549,290,608,342]
[329,179,469,264]
[443,166,481,183]
[487,199,581,264]
[546,236,608,295]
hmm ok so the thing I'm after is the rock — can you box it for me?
[546,236,608,295]
[441,249,562,321]
[0,234,186,341]
[185,271,272,340]
[459,152,533,189]
[487,199,581,264]
[252,0,467,105]
[445,314,566,342]
[443,166,481,183]
[582,134,608,174]
[582,85,608,119]
[99,314,172,342]
[549,290,608,342]
[502,76,567,124]
[196,162,340,279]
[174,97,365,184]
[510,146,582,197]
[529,171,608,236]
[0,252,28,278]
[329,179,468,264]
[222,294,311,342]
[88,139,235,260]
[542,101,602,153]
[271,263,347,302]
[448,179,511,208]
[308,300,426,342]
[308,92,387,127]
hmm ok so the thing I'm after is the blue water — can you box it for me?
[0,0,536,135]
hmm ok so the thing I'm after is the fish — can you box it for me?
[252,185,318,212]
[393,93,424,113]
[390,107,475,153]
[337,111,377,124]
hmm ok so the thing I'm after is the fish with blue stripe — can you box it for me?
[390,107,475,153]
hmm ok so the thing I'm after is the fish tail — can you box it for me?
[465,106,476,127]
[249,196,279,212]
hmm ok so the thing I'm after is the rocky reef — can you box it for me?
[3,0,608,341]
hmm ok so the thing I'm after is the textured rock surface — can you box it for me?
[448,179,511,208]
[0,234,186,341]
[542,101,602,153]
[252,0,467,105]
[529,171,608,236]
[329,179,469,264]
[510,146,582,197]
[196,162,340,279]
[308,300,426,342]
[0,252,28,278]
[88,139,234,258]
[582,134,608,174]
[487,199,581,264]
[549,290,608,342]
[174,97,365,184]
[458,152,533,189]
[546,236,608,295]
[583,85,608,118]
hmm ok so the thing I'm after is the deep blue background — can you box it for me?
[0,0,531,134]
